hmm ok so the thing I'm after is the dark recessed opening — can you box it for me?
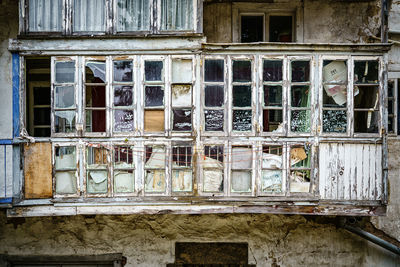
[269,16,293,42]
[241,15,264,43]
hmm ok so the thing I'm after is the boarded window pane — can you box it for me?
[55,146,76,169]
[291,110,310,132]
[291,61,310,82]
[263,60,282,81]
[262,170,282,193]
[232,110,252,131]
[29,0,63,32]
[205,110,224,131]
[323,110,347,133]
[55,61,75,83]
[114,110,134,132]
[172,84,192,107]
[144,110,164,132]
[86,61,106,83]
[113,60,133,82]
[145,61,163,81]
[55,171,77,194]
[172,170,192,192]
[161,0,194,31]
[205,85,224,107]
[55,86,75,108]
[172,59,192,83]
[263,109,283,132]
[231,171,251,192]
[114,86,133,106]
[354,111,379,133]
[55,111,76,133]
[233,61,251,82]
[74,0,106,32]
[173,109,192,131]
[233,85,251,107]
[145,86,164,107]
[117,0,150,31]
[264,86,282,106]
[205,60,224,82]
[114,170,134,193]
[241,15,263,43]
[269,16,292,42]
[354,61,379,84]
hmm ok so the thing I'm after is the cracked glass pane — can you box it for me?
[233,110,252,131]
[114,110,134,132]
[205,110,223,131]
[145,61,163,81]
[113,60,133,82]
[323,110,347,133]
[291,110,310,133]
[145,86,164,107]
[55,86,75,108]
[114,85,133,107]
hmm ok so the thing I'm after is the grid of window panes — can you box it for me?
[144,60,165,133]
[55,146,78,195]
[172,146,193,192]
[289,60,311,133]
[231,146,252,193]
[203,145,224,193]
[232,60,253,132]
[322,60,348,133]
[353,60,380,133]
[262,59,284,133]
[113,145,135,193]
[261,145,283,193]
[204,59,225,132]
[112,59,135,133]
[144,145,166,193]
[54,59,76,133]
[289,145,311,193]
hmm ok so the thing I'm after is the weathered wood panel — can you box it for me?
[24,143,52,199]
[319,143,383,201]
[0,145,13,198]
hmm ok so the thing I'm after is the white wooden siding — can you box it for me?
[319,143,382,200]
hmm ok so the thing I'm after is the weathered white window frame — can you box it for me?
[387,77,398,135]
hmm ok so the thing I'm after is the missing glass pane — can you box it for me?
[241,15,264,43]
[33,86,50,105]
[114,109,134,132]
[205,60,224,82]
[233,110,252,131]
[86,61,106,83]
[205,85,224,107]
[113,60,133,82]
[354,61,379,84]
[172,59,192,83]
[323,110,347,133]
[205,110,224,131]
[145,61,163,81]
[323,85,347,107]
[264,86,282,106]
[114,86,133,106]
[233,85,251,107]
[144,110,165,132]
[233,61,252,82]
[114,146,134,168]
[55,86,75,108]
[55,61,75,83]
[354,86,379,109]
[290,146,310,168]
[86,110,106,132]
[172,85,192,107]
[86,86,106,107]
[269,16,292,42]
[173,109,192,131]
[145,86,164,107]
[263,60,282,81]
[291,61,310,82]
[354,111,379,133]
[34,108,51,125]
[263,109,283,132]
[55,111,76,133]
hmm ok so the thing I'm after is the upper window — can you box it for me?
[22,0,199,35]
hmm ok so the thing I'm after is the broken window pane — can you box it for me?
[117,0,150,31]
[145,146,166,168]
[323,110,347,133]
[161,0,194,31]
[29,0,63,32]
[86,110,106,132]
[114,170,134,193]
[87,170,108,193]
[144,110,164,132]
[233,86,251,107]
[173,146,192,166]
[290,146,310,168]
[262,170,282,193]
[203,145,224,192]
[241,15,263,43]
[233,110,252,131]
[262,146,282,169]
[323,60,347,83]
[264,86,282,106]
[263,60,282,82]
[55,146,76,169]
[114,146,134,168]
[291,61,310,82]
[354,61,379,84]
[55,111,76,133]
[205,60,224,82]
[114,110,134,132]
[55,86,75,108]
[290,170,310,193]
[145,86,164,107]
[354,86,379,109]
[291,110,310,132]
[323,85,347,107]
[145,61,163,81]
[291,86,310,107]
[74,0,106,32]
[205,85,224,107]
[233,61,251,82]
[231,171,251,192]
[55,61,75,83]
[204,145,224,166]
[204,170,224,192]
[263,110,283,132]
[55,171,77,194]
[172,170,192,191]
[354,111,379,133]
[173,109,192,131]
[113,60,133,82]
[172,59,192,83]
[86,61,106,83]
[269,16,292,42]
[172,84,192,107]
[86,146,108,194]
[114,86,133,106]
[205,110,224,131]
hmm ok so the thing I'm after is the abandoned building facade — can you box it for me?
[0,0,400,266]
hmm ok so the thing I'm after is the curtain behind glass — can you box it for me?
[161,0,193,31]
[29,0,62,32]
[73,0,106,32]
[117,0,150,31]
